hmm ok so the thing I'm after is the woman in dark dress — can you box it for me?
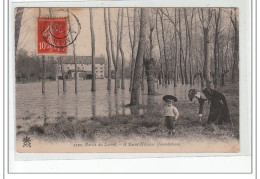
[188,88,230,125]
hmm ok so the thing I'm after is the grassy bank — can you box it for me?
[16,82,239,142]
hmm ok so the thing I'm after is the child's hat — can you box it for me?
[163,95,177,102]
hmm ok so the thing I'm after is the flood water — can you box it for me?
[16,79,200,120]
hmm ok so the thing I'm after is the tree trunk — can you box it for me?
[119,8,125,89]
[15,7,24,55]
[141,64,145,90]
[189,34,193,85]
[183,9,189,85]
[231,9,239,83]
[178,9,184,85]
[104,8,112,90]
[213,9,221,88]
[173,9,178,87]
[174,46,178,87]
[130,8,148,106]
[159,12,169,85]
[89,8,96,91]
[60,57,67,93]
[127,8,137,92]
[202,27,213,88]
[114,9,121,93]
[56,58,60,95]
[108,8,117,91]
[198,8,213,88]
[144,58,156,95]
[108,9,116,67]
[39,8,46,94]
[42,55,46,94]
[189,20,194,86]
[67,9,78,93]
[144,22,156,94]
[184,8,194,86]
[156,10,165,87]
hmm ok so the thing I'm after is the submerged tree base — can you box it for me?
[16,83,239,142]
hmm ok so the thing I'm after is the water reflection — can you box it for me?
[129,105,139,115]
[42,94,48,125]
[121,90,126,115]
[59,94,67,117]
[91,92,96,118]
[75,95,79,119]
[114,93,119,115]
[16,79,200,120]
[108,91,112,117]
[146,95,155,114]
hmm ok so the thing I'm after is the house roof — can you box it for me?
[61,56,106,65]
[68,69,92,74]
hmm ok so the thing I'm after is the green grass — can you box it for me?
[17,83,239,142]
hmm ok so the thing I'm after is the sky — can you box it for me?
[16,7,235,64]
[17,8,133,62]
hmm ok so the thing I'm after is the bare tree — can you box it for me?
[108,8,117,92]
[56,57,60,95]
[155,9,165,86]
[184,8,195,85]
[108,8,116,67]
[144,9,156,95]
[38,8,46,94]
[173,9,178,87]
[89,8,96,91]
[15,7,24,55]
[60,56,67,93]
[119,8,125,89]
[67,9,78,93]
[127,8,137,92]
[104,8,112,90]
[230,8,239,83]
[159,11,170,85]
[130,8,148,105]
[178,9,185,85]
[183,8,189,85]
[220,21,232,86]
[212,8,222,88]
[198,8,214,88]
[114,8,121,93]
[41,55,46,94]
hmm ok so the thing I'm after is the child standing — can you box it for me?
[164,99,179,136]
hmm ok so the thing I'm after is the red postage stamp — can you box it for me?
[37,17,67,54]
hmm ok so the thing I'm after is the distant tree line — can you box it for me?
[15,49,57,82]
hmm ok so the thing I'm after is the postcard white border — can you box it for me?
[6,0,253,174]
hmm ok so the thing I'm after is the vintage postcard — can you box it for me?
[13,5,245,154]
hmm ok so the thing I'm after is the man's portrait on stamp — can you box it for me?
[14,6,241,153]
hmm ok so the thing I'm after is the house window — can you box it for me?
[100,71,103,73]
[82,67,84,69]
[78,67,80,69]
[67,67,69,69]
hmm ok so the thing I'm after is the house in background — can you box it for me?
[59,56,106,79]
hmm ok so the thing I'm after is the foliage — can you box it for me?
[15,49,57,82]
